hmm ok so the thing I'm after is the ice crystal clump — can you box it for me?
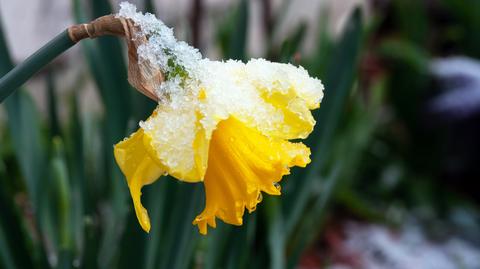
[118,2,324,176]
[118,2,202,100]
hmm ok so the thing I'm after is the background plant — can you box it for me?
[1,0,479,268]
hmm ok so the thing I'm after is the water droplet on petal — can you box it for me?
[274,182,281,191]
[257,192,263,203]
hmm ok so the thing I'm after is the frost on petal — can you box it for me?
[140,102,208,182]
[246,59,324,109]
[197,59,324,140]
[118,3,324,143]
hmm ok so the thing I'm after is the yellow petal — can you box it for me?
[246,59,324,110]
[197,59,322,141]
[261,88,316,139]
[242,59,323,140]
[142,104,209,182]
[192,117,310,235]
[114,129,165,232]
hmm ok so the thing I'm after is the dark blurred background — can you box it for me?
[0,0,479,268]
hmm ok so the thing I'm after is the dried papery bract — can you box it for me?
[68,15,163,101]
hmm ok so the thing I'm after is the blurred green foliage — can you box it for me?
[1,0,479,268]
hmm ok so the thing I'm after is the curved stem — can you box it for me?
[0,15,126,104]
[0,30,74,103]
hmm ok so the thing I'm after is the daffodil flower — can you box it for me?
[114,2,324,235]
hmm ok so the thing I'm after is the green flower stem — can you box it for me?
[0,15,125,104]
[0,30,74,103]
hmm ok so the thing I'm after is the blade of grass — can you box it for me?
[0,14,48,206]
[278,23,307,63]
[46,70,61,137]
[50,138,73,269]
[442,0,480,57]
[0,225,16,269]
[0,156,36,269]
[72,0,133,266]
[228,0,248,61]
[144,0,157,15]
[308,8,333,76]
[202,223,233,269]
[392,0,428,45]
[264,197,286,269]
[378,39,428,73]
[284,8,364,237]
[286,78,385,268]
[286,166,340,269]
[143,179,168,269]
[0,16,55,266]
[64,91,86,258]
[217,0,249,61]
[158,183,203,269]
[223,216,257,269]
